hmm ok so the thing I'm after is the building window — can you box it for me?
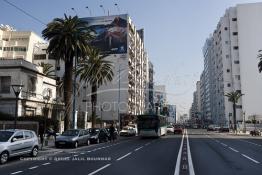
[227,69,230,73]
[232,32,238,36]
[27,76,36,95]
[227,83,231,87]
[34,54,46,60]
[226,55,230,58]
[233,46,239,50]
[0,47,2,50]
[234,60,239,64]
[0,76,11,93]
[224,27,228,30]
[56,66,60,71]
[235,75,240,80]
[232,18,237,21]
[225,41,229,44]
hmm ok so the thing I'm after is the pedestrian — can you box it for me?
[109,124,115,142]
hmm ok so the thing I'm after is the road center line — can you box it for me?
[241,154,260,164]
[116,152,132,161]
[228,147,239,153]
[28,166,38,170]
[11,171,23,175]
[186,129,195,175]
[42,162,51,166]
[174,129,185,175]
[88,164,111,175]
[134,146,143,151]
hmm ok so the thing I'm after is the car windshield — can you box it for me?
[0,131,14,142]
[62,130,79,136]
[90,129,100,135]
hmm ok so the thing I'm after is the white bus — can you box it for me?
[137,114,167,137]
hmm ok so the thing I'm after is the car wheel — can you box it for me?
[0,151,9,164]
[31,146,38,157]
[86,139,90,146]
[74,142,78,148]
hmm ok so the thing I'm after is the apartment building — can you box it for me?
[34,14,151,126]
[201,2,262,125]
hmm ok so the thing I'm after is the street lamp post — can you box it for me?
[11,84,24,129]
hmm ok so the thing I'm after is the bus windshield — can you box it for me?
[137,117,159,129]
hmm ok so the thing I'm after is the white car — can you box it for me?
[119,127,136,136]
[166,125,174,133]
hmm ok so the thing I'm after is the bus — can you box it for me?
[137,114,167,137]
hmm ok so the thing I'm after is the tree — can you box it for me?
[42,14,92,130]
[257,50,262,73]
[77,47,114,127]
[224,91,244,132]
[38,62,55,78]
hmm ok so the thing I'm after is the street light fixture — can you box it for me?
[11,84,24,129]
[85,6,92,16]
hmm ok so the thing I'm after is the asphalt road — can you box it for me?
[0,135,182,175]
[189,129,262,175]
[1,130,262,175]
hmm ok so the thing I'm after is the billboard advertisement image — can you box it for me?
[81,14,128,54]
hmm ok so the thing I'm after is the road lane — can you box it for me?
[189,129,262,175]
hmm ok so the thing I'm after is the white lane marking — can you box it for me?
[88,164,111,175]
[42,162,51,166]
[240,140,262,147]
[174,129,185,175]
[215,140,220,143]
[221,143,228,147]
[241,154,260,164]
[186,129,195,175]
[134,146,143,151]
[11,171,23,175]
[73,155,78,157]
[116,152,132,161]
[28,166,39,170]
[80,153,85,155]
[145,142,151,146]
[229,147,239,153]
[87,151,92,153]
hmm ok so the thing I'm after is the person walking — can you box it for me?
[109,124,115,142]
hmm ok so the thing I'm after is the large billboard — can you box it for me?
[81,14,128,54]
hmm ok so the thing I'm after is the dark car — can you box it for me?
[55,129,90,148]
[250,130,261,136]
[174,125,183,134]
[89,128,109,144]
[219,127,229,132]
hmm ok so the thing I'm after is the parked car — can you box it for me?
[250,130,261,136]
[119,126,136,136]
[174,125,183,134]
[0,129,39,164]
[55,129,90,148]
[166,125,174,133]
[89,128,109,144]
[207,125,215,131]
[219,127,230,132]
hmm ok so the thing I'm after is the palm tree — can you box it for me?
[224,91,244,132]
[42,14,92,130]
[77,47,114,127]
[258,50,262,73]
[38,62,56,78]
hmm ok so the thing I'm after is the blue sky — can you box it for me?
[0,0,259,115]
